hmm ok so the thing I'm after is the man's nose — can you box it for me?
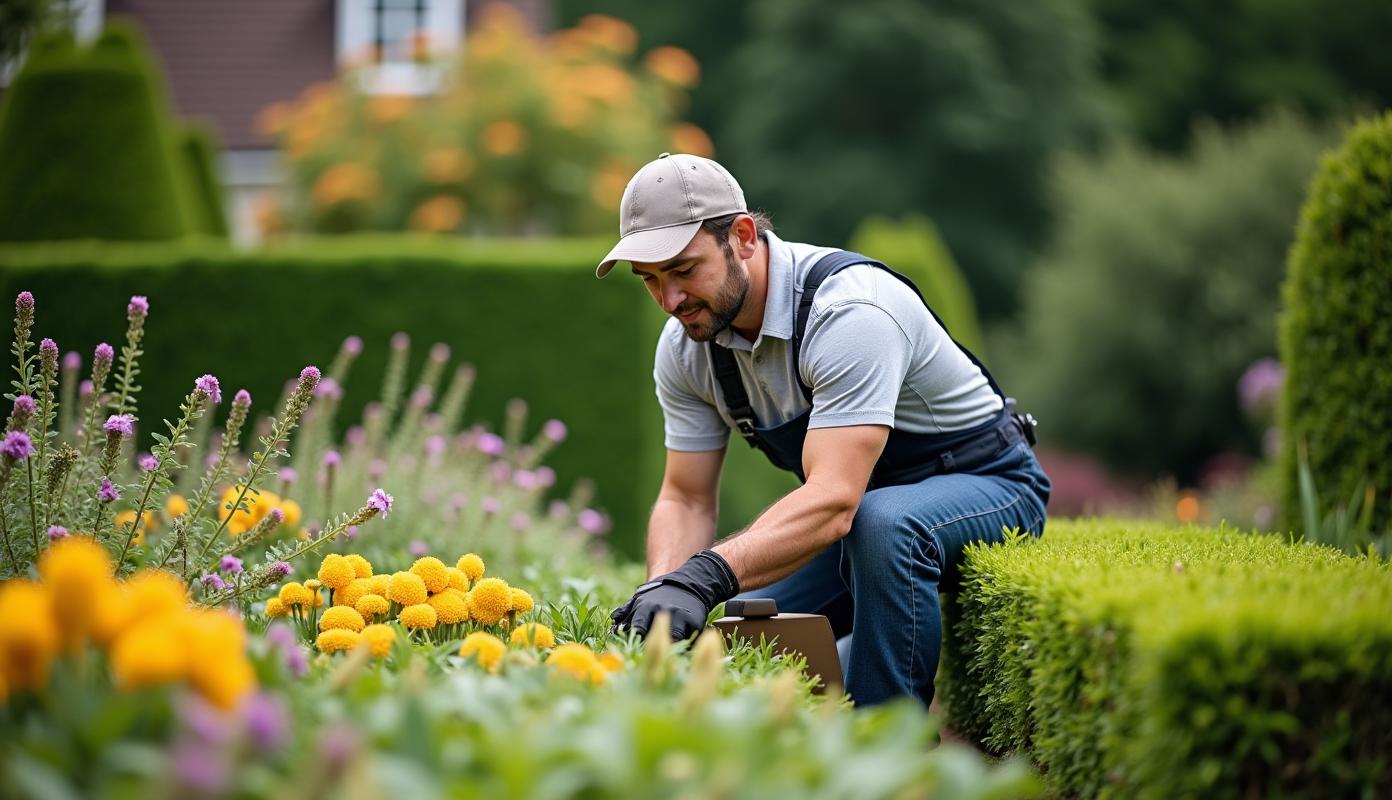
[660,283,686,314]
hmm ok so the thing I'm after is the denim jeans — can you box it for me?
[732,439,1051,708]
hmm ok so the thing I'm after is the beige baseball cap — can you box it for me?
[595,152,748,278]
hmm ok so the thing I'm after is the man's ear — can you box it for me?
[731,213,759,260]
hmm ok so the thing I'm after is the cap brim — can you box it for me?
[595,221,702,278]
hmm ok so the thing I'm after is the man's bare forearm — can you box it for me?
[712,475,857,591]
[646,495,719,577]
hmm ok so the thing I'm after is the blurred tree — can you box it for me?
[1090,0,1392,150]
[0,0,71,69]
[563,0,1109,321]
[992,111,1342,484]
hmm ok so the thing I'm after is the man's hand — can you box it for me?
[611,549,739,640]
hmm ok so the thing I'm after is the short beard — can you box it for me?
[677,243,749,342]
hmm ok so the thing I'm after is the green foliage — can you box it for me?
[849,214,987,358]
[177,123,230,238]
[995,111,1341,482]
[1278,111,1392,537]
[1090,0,1392,150]
[942,518,1392,798]
[0,21,197,242]
[0,236,660,558]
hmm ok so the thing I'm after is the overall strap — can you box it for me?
[792,249,1008,404]
[708,343,763,448]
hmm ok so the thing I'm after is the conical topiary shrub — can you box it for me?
[1277,111,1392,536]
[179,122,230,238]
[0,20,195,241]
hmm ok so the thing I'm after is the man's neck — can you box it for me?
[729,236,769,342]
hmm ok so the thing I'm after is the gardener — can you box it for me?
[603,153,1052,708]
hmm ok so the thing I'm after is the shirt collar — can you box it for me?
[714,230,795,349]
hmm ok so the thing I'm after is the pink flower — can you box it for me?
[47,525,69,540]
[578,509,607,535]
[476,433,505,457]
[94,342,114,365]
[542,419,567,443]
[481,496,501,515]
[2,431,34,461]
[127,295,149,319]
[391,332,409,350]
[138,453,160,472]
[63,351,80,371]
[343,335,363,356]
[194,374,222,404]
[103,414,134,438]
[367,488,393,518]
[535,466,556,488]
[510,512,531,531]
[322,450,341,468]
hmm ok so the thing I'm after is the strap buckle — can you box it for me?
[735,418,759,445]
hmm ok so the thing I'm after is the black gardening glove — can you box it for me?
[611,549,740,641]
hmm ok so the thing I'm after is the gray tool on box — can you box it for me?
[712,598,843,694]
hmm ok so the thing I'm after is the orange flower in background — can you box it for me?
[670,123,715,158]
[256,101,292,138]
[577,64,634,105]
[644,46,700,88]
[548,93,590,130]
[370,95,413,125]
[578,14,638,56]
[312,162,379,208]
[482,120,527,156]
[252,194,286,237]
[591,160,636,210]
[423,147,475,183]
[409,196,466,233]
[471,3,532,60]
[1176,493,1201,523]
[0,580,58,691]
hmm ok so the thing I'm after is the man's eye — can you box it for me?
[675,267,694,277]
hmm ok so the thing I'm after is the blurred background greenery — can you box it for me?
[1,0,1389,557]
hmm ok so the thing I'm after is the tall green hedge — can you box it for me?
[0,21,196,242]
[0,236,663,557]
[941,519,1392,798]
[1278,111,1392,535]
[178,123,230,238]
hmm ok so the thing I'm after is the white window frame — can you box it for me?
[336,0,463,96]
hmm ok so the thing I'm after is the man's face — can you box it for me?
[631,230,749,342]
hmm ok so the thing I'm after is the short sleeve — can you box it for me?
[654,326,730,451]
[802,300,911,429]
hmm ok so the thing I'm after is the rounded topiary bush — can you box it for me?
[178,122,230,238]
[0,21,194,242]
[1277,111,1392,535]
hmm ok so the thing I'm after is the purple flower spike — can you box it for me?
[94,342,114,364]
[513,469,538,490]
[542,419,567,443]
[16,291,33,312]
[219,555,244,574]
[409,539,429,558]
[79,380,93,398]
[269,560,292,578]
[280,467,297,484]
[536,466,556,488]
[367,488,393,518]
[410,385,432,408]
[476,432,505,457]
[343,335,363,356]
[346,426,366,447]
[40,338,58,360]
[299,366,320,384]
[578,508,607,535]
[194,374,222,404]
[128,295,149,318]
[322,450,341,468]
[344,525,360,540]
[314,377,341,399]
[391,332,409,351]
[63,351,80,370]
[138,453,160,472]
[430,342,450,361]
[13,395,35,417]
[481,496,501,515]
[425,435,446,457]
[242,693,289,753]
[171,743,230,795]
[2,431,34,461]
[234,389,252,407]
[510,512,531,532]
[285,645,308,676]
[103,414,134,438]
[265,622,296,650]
[201,573,228,592]
[268,508,284,524]
[47,525,69,540]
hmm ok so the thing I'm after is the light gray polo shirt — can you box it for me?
[654,230,1003,452]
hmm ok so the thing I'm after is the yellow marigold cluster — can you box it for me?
[355,594,389,619]
[545,643,607,685]
[467,578,511,626]
[316,629,361,653]
[428,589,469,625]
[344,554,374,579]
[399,603,437,630]
[218,486,302,536]
[410,556,450,593]
[509,588,535,614]
[456,553,485,582]
[278,582,314,608]
[445,567,468,591]
[113,509,156,545]
[0,539,256,709]
[460,632,506,672]
[317,554,355,590]
[319,606,365,633]
[361,624,395,658]
[387,572,428,606]
[334,577,372,609]
[509,622,555,649]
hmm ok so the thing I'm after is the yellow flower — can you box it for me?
[481,120,526,156]
[509,623,555,649]
[0,580,58,691]
[361,624,395,658]
[164,494,189,518]
[110,618,188,690]
[278,582,313,608]
[643,46,700,88]
[184,609,256,710]
[598,650,625,673]
[398,603,438,630]
[125,569,188,619]
[355,594,389,619]
[423,148,474,184]
[546,643,606,685]
[344,554,373,579]
[428,589,469,625]
[508,588,535,615]
[312,162,379,208]
[368,574,391,597]
[316,629,363,654]
[38,535,114,645]
[467,578,511,626]
[305,579,322,592]
[319,605,366,633]
[445,567,468,592]
[318,554,355,590]
[114,509,156,535]
[410,557,450,593]
[279,499,302,529]
[91,582,132,646]
[456,553,485,582]
[264,597,288,618]
[408,196,466,233]
[577,14,637,55]
[387,572,428,606]
[334,577,372,609]
[460,632,505,672]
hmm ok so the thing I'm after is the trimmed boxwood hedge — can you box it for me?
[941,519,1392,798]
[0,236,666,556]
